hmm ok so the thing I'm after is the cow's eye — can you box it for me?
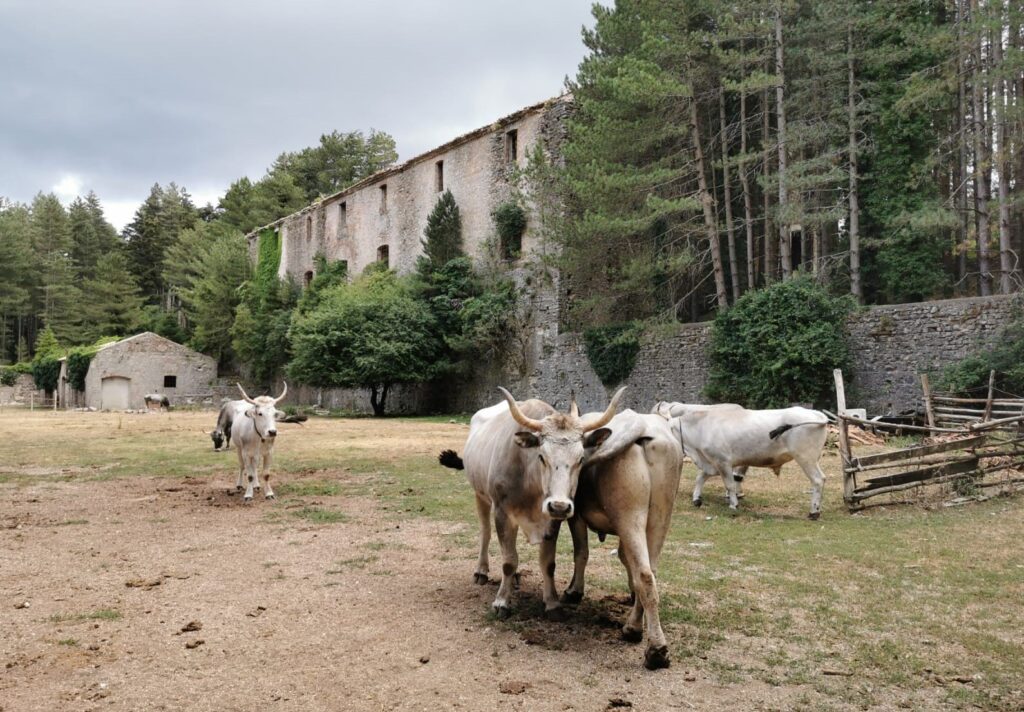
[538,454,546,465]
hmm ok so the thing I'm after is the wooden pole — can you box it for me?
[839,416,855,506]
[983,370,996,422]
[921,373,936,434]
[834,369,847,414]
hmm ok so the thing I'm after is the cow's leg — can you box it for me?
[618,545,637,608]
[242,451,257,502]
[722,466,740,510]
[560,515,588,605]
[251,452,262,493]
[261,445,275,500]
[473,494,491,584]
[491,508,519,618]
[233,447,245,493]
[619,529,669,669]
[795,455,826,520]
[539,522,566,620]
[734,466,748,499]
[692,468,709,507]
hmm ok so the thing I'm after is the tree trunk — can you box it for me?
[762,86,776,284]
[957,0,970,291]
[971,0,992,296]
[775,6,792,279]
[848,22,863,303]
[812,225,821,279]
[992,6,1015,292]
[369,384,389,416]
[719,88,741,302]
[739,89,756,292]
[690,96,729,311]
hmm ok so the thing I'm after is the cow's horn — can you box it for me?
[568,390,579,418]
[237,383,257,405]
[498,387,543,432]
[273,381,288,405]
[580,387,626,432]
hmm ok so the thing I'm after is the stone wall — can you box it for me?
[453,293,1017,417]
[0,373,43,407]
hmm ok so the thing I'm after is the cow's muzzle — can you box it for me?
[544,499,573,519]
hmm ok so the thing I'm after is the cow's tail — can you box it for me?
[768,420,827,440]
[438,450,464,470]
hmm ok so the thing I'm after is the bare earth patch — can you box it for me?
[1,411,1021,711]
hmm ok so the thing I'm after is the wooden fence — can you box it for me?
[837,371,1024,509]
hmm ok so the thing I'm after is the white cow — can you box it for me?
[657,401,829,519]
[232,383,287,502]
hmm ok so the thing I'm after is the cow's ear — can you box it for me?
[514,431,541,448]
[244,408,255,419]
[584,427,612,450]
[275,410,286,419]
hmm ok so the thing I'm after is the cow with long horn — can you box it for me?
[231,382,288,502]
[438,387,624,622]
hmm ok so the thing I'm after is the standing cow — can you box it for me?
[564,407,684,669]
[232,383,287,502]
[438,387,623,623]
[210,399,247,451]
[144,393,170,411]
[659,401,829,518]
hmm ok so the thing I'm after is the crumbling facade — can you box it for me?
[246,96,571,282]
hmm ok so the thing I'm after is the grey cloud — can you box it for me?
[0,0,595,224]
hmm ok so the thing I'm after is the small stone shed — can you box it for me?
[82,332,217,410]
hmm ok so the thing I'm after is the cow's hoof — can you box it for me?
[265,493,276,500]
[808,511,821,521]
[544,606,569,622]
[492,604,513,620]
[235,485,244,492]
[242,497,253,505]
[560,590,583,606]
[692,498,702,508]
[643,645,671,670]
[622,627,643,644]
[254,486,261,492]
[473,573,489,585]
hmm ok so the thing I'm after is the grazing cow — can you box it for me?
[210,399,247,451]
[658,401,829,519]
[144,393,170,411]
[564,407,684,669]
[232,383,287,502]
[438,387,624,623]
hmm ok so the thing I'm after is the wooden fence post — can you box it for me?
[839,416,856,507]
[834,369,847,414]
[982,370,996,422]
[921,373,936,435]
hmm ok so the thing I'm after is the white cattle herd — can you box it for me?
[210,384,830,670]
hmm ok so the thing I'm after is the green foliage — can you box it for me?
[122,183,198,301]
[491,202,526,259]
[706,277,855,408]
[419,190,463,270]
[939,302,1024,396]
[78,252,145,341]
[296,254,349,316]
[30,326,63,392]
[0,367,19,386]
[583,323,641,387]
[289,269,442,415]
[271,129,398,202]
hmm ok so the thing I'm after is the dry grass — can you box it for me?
[2,409,1022,709]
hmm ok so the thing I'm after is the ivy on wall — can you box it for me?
[583,322,641,387]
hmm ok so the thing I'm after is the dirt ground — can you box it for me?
[1,411,1021,711]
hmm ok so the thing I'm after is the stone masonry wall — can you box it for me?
[455,293,1017,417]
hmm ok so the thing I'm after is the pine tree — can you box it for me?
[29,193,81,343]
[78,252,144,340]
[0,202,33,361]
[420,189,463,270]
[123,183,198,301]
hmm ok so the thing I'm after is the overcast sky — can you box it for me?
[1,0,596,230]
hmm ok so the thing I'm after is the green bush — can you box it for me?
[492,202,527,259]
[31,358,61,393]
[0,367,19,387]
[705,277,855,408]
[584,322,641,387]
[938,299,1024,396]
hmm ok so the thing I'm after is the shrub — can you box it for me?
[705,277,855,408]
[938,298,1024,396]
[584,322,641,387]
[0,367,19,387]
[492,202,527,259]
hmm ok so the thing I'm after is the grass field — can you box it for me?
[2,409,1022,710]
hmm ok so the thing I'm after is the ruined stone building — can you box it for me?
[246,96,572,283]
